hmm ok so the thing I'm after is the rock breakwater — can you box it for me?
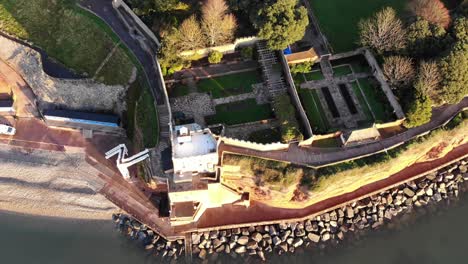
[113,158,467,262]
[190,158,468,262]
[112,213,185,261]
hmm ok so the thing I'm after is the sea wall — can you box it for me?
[188,158,468,262]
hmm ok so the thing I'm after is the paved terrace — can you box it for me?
[220,97,468,167]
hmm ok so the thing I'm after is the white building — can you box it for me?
[171,123,218,182]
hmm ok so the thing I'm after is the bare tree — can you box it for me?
[408,0,451,29]
[383,56,415,89]
[177,15,205,51]
[358,7,407,54]
[416,60,442,104]
[201,0,237,46]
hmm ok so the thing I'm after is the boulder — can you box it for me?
[403,188,415,197]
[321,232,331,242]
[337,231,344,240]
[277,242,288,253]
[307,233,321,243]
[213,238,223,249]
[345,207,354,218]
[252,232,263,242]
[199,249,207,260]
[292,238,304,248]
[247,241,258,250]
[272,236,281,246]
[235,246,246,254]
[258,250,266,261]
[237,236,249,245]
[280,230,291,242]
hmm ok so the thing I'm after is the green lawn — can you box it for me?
[357,78,393,123]
[299,89,329,133]
[206,99,273,125]
[304,70,325,81]
[333,65,353,77]
[0,0,134,85]
[197,71,261,98]
[136,88,159,147]
[351,81,374,123]
[169,83,190,97]
[309,0,406,52]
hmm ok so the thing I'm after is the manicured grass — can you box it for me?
[299,89,329,133]
[351,82,374,123]
[357,78,393,123]
[304,70,325,81]
[169,83,190,97]
[333,65,353,77]
[292,73,307,87]
[0,0,133,85]
[309,0,406,52]
[136,88,159,147]
[206,99,273,125]
[197,71,261,98]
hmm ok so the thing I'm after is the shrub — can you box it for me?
[240,47,254,60]
[290,62,313,74]
[272,95,304,143]
[208,50,223,64]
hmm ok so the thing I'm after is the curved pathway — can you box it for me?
[78,0,164,105]
[220,97,468,167]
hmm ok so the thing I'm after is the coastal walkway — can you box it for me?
[219,97,468,167]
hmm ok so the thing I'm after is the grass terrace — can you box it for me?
[299,89,330,133]
[206,98,273,126]
[0,0,134,85]
[356,78,394,123]
[304,70,325,81]
[309,0,406,52]
[197,70,261,98]
[168,83,190,98]
[333,65,353,77]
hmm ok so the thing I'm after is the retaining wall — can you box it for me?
[220,137,288,152]
[279,52,314,138]
[179,36,259,58]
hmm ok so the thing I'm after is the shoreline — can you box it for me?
[114,157,468,262]
[0,204,118,221]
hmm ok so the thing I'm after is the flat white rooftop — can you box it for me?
[173,124,217,159]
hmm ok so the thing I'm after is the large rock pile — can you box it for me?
[113,213,185,260]
[191,158,468,261]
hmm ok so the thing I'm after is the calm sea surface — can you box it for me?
[1,192,468,264]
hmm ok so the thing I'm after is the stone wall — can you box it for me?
[179,36,259,58]
[220,137,288,152]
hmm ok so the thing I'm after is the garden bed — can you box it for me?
[356,78,395,123]
[299,89,329,133]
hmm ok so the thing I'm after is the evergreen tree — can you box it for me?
[406,18,449,58]
[256,0,309,50]
[439,41,468,104]
[404,88,433,128]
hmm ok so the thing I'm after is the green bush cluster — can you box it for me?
[208,51,223,64]
[272,95,304,143]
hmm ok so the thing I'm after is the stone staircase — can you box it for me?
[256,41,287,97]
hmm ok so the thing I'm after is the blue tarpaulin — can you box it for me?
[283,46,292,55]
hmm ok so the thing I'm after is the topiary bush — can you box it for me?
[208,50,223,64]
